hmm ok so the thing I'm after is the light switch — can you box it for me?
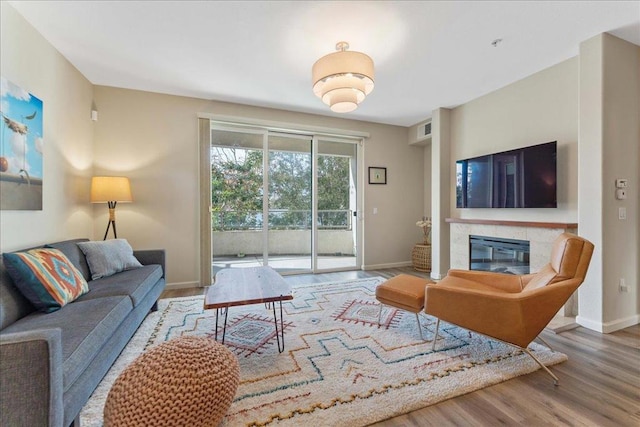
[373,207,378,215]
[619,207,626,220]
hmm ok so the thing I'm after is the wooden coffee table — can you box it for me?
[204,266,293,353]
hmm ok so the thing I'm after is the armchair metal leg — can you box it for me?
[523,347,559,386]
[378,304,426,341]
[432,318,440,351]
[534,335,554,352]
[427,318,560,384]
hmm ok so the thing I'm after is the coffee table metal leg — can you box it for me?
[222,306,229,344]
[215,308,219,341]
[214,307,230,344]
[272,298,285,353]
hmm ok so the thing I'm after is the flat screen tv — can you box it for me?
[456,141,557,208]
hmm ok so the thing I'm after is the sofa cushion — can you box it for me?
[2,249,89,313]
[76,265,163,307]
[46,239,91,281]
[77,239,143,280]
[1,296,133,391]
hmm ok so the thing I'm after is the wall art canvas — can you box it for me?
[1,76,43,210]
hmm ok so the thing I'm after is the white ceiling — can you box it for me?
[8,1,640,127]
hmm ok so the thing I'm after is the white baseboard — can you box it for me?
[165,281,201,290]
[576,316,604,332]
[362,261,412,270]
[601,314,640,333]
[576,313,640,333]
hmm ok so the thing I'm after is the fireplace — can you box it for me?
[469,235,530,274]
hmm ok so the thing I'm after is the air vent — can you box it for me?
[417,120,432,140]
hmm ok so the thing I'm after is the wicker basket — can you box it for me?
[412,244,432,273]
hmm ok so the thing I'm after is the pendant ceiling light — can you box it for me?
[312,41,375,113]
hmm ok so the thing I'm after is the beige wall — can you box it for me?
[449,57,580,223]
[600,34,639,331]
[406,122,433,244]
[93,87,424,286]
[578,34,640,332]
[0,3,94,252]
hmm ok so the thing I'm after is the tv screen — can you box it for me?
[456,141,557,208]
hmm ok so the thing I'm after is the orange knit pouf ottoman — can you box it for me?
[104,336,240,427]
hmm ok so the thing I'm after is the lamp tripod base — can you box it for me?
[103,220,117,240]
[103,201,118,240]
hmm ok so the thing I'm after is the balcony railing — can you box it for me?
[212,209,352,231]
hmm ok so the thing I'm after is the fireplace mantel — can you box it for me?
[446,218,578,229]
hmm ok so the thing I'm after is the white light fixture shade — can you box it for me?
[90,176,133,203]
[326,88,359,113]
[312,42,374,113]
[320,76,366,105]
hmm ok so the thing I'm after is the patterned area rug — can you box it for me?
[81,277,567,426]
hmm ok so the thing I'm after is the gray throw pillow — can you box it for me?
[77,239,143,280]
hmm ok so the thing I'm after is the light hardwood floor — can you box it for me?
[160,267,640,427]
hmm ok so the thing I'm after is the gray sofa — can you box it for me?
[0,238,166,427]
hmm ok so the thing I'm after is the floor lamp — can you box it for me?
[91,176,133,240]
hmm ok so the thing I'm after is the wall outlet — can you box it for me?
[616,189,627,200]
[619,278,629,293]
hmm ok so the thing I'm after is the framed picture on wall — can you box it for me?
[1,76,44,210]
[368,167,387,185]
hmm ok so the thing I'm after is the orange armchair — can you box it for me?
[425,232,594,384]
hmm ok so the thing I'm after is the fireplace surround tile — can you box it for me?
[450,223,577,272]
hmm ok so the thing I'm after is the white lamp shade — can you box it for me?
[90,176,133,203]
[326,89,359,113]
[312,44,374,113]
[320,76,366,106]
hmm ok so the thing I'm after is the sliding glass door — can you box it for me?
[316,138,358,270]
[211,127,265,272]
[267,133,312,273]
[210,124,359,275]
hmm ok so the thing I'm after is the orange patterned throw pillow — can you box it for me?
[3,248,89,313]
